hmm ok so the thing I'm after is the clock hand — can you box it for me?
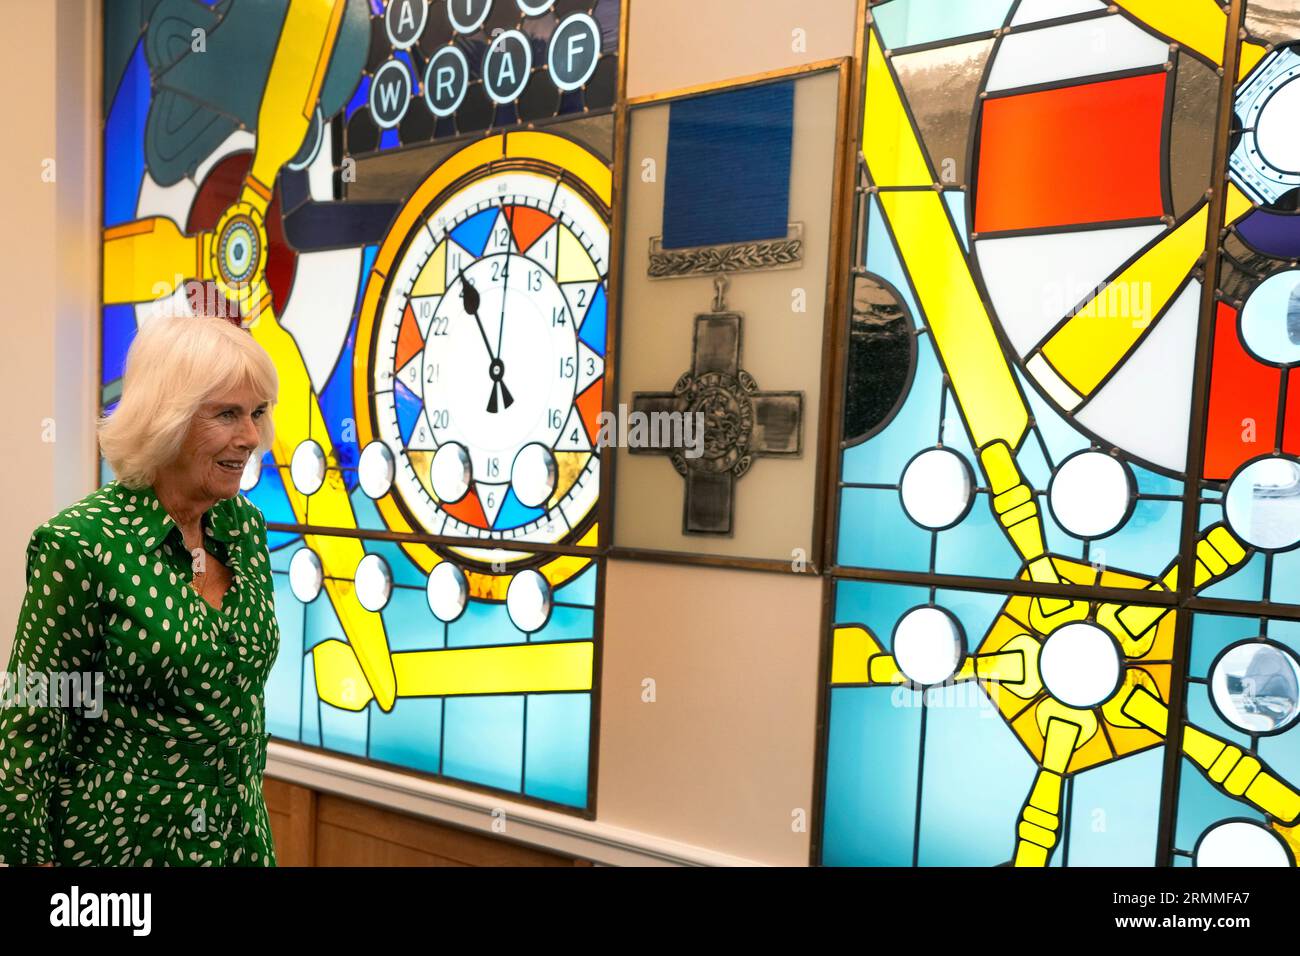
[490,202,515,411]
[457,263,496,362]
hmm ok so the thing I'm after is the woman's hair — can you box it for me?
[97,314,280,488]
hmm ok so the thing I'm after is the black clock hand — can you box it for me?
[457,263,496,361]
[489,203,514,412]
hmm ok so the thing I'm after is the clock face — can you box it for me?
[369,164,609,566]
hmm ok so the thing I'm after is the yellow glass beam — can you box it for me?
[102,218,209,305]
[1036,204,1208,402]
[861,29,931,188]
[243,0,347,213]
[393,641,595,697]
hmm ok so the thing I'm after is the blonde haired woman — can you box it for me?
[0,313,281,866]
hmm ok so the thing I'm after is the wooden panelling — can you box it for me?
[263,777,589,867]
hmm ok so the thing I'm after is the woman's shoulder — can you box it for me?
[31,482,125,544]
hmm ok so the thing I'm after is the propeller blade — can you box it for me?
[241,0,348,215]
[102,217,210,305]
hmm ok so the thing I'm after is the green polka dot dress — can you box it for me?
[0,479,279,866]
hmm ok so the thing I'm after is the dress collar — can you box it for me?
[117,480,240,552]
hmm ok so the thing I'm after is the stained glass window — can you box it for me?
[99,0,620,812]
[822,0,1300,866]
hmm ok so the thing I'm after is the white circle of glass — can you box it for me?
[892,607,963,686]
[447,0,492,33]
[369,59,412,130]
[1240,270,1300,366]
[240,455,263,492]
[1049,451,1132,539]
[354,553,393,612]
[511,443,557,508]
[290,439,326,496]
[424,45,469,117]
[517,0,555,14]
[426,561,469,623]
[288,547,323,603]
[1210,641,1300,733]
[1256,77,1300,174]
[900,448,973,529]
[1196,820,1292,867]
[430,441,472,503]
[385,0,428,49]
[358,441,396,499]
[1039,623,1122,708]
[506,569,552,632]
[1225,456,1300,550]
[483,29,532,104]
[547,14,602,92]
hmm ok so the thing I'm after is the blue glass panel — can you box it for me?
[822,686,922,866]
[837,487,932,571]
[1189,612,1259,678]
[381,583,443,652]
[529,603,594,643]
[1174,757,1264,853]
[442,696,524,792]
[447,597,524,648]
[1203,551,1266,601]
[101,305,136,384]
[916,687,1036,865]
[942,190,969,250]
[934,493,1022,579]
[265,572,305,741]
[864,196,924,328]
[1066,748,1162,866]
[103,41,149,228]
[523,693,590,806]
[370,697,443,774]
[578,283,608,354]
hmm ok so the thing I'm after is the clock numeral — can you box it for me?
[496,227,510,247]
[491,260,502,282]
[426,363,440,384]
[527,269,542,292]
[405,364,419,385]
[417,299,434,320]
[430,409,449,429]
[485,490,497,510]
[431,317,450,337]
[551,306,566,327]
[576,288,588,308]
[548,408,564,429]
[559,356,575,379]
[486,457,501,478]
[585,356,596,376]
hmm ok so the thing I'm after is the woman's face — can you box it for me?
[173,382,268,503]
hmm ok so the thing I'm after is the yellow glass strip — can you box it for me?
[393,641,594,696]
[102,218,207,305]
[246,0,347,211]
[1039,205,1207,398]
[879,191,1029,448]
[862,30,931,187]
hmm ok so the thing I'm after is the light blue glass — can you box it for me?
[837,487,933,571]
[865,196,925,329]
[916,687,1036,865]
[1174,756,1264,854]
[1066,748,1162,866]
[822,686,922,866]
[523,693,590,807]
[934,492,1022,579]
[370,697,443,774]
[873,0,1015,50]
[443,696,525,793]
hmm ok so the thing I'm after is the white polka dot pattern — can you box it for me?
[0,480,280,866]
